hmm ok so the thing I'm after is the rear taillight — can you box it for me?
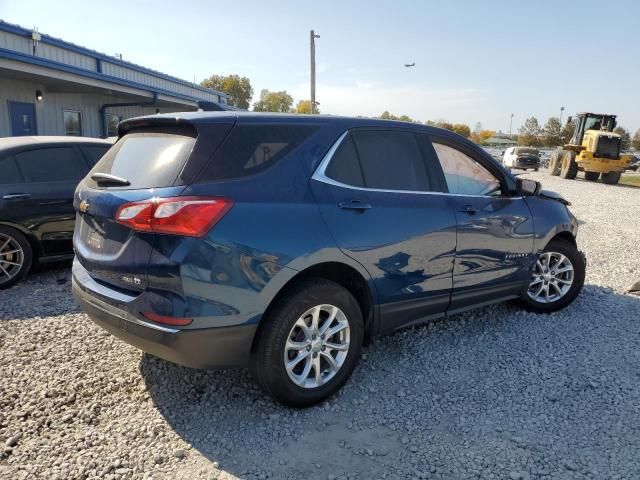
[116,196,232,237]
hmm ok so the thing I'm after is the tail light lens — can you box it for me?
[116,196,233,237]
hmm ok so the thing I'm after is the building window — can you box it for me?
[107,114,123,137]
[63,110,83,136]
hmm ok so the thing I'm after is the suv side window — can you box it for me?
[14,146,88,183]
[324,134,364,187]
[432,142,501,195]
[352,130,431,191]
[0,156,23,184]
[202,124,318,181]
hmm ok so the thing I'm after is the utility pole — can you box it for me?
[509,113,514,136]
[560,106,565,125]
[310,30,320,114]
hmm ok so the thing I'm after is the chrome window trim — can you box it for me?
[311,130,523,200]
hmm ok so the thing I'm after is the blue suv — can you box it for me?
[72,112,585,406]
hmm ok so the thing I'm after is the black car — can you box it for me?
[0,136,113,288]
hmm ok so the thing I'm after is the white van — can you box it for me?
[502,147,541,170]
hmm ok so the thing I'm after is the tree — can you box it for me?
[542,117,563,147]
[613,126,631,151]
[252,89,293,112]
[561,119,576,144]
[295,100,317,114]
[632,129,640,150]
[479,130,495,142]
[518,117,542,146]
[200,74,253,109]
[378,111,416,122]
[451,123,471,138]
[434,120,453,131]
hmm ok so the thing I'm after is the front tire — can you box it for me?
[250,279,364,407]
[519,238,585,313]
[560,151,578,179]
[549,149,563,176]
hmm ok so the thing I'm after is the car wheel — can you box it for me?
[601,171,621,185]
[250,279,364,407]
[0,226,33,289]
[560,151,578,179]
[584,171,600,182]
[519,238,585,313]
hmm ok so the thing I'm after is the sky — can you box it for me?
[2,0,639,132]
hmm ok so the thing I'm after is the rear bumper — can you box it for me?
[72,270,257,369]
[514,158,540,168]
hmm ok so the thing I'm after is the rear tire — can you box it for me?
[250,279,364,407]
[601,171,621,185]
[584,171,600,182]
[560,151,578,179]
[549,149,563,176]
[519,238,585,313]
[0,226,33,289]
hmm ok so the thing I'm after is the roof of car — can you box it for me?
[118,111,463,138]
[0,136,113,152]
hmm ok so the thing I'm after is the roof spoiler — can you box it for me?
[197,101,241,112]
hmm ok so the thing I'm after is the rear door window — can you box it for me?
[14,146,88,183]
[0,156,22,184]
[202,124,318,181]
[88,132,195,189]
[352,130,431,191]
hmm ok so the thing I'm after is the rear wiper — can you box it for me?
[90,172,131,186]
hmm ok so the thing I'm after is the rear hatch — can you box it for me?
[73,118,234,292]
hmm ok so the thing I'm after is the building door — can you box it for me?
[9,101,37,136]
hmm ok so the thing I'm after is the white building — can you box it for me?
[0,20,230,137]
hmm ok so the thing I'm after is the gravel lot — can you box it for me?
[1,171,640,480]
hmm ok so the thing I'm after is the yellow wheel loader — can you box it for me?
[548,112,631,184]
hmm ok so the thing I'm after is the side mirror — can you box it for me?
[566,116,572,125]
[517,178,541,196]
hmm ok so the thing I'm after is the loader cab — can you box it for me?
[569,113,617,146]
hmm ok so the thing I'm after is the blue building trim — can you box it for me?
[0,20,228,100]
[0,47,214,106]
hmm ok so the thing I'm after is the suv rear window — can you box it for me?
[88,132,195,189]
[201,124,318,181]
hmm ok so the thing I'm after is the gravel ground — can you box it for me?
[1,171,640,480]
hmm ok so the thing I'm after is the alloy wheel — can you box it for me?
[0,233,24,285]
[527,251,574,303]
[283,304,350,389]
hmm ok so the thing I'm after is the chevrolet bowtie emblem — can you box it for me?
[79,200,90,213]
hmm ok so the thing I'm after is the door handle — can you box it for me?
[339,200,372,211]
[458,204,478,215]
[2,193,31,201]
